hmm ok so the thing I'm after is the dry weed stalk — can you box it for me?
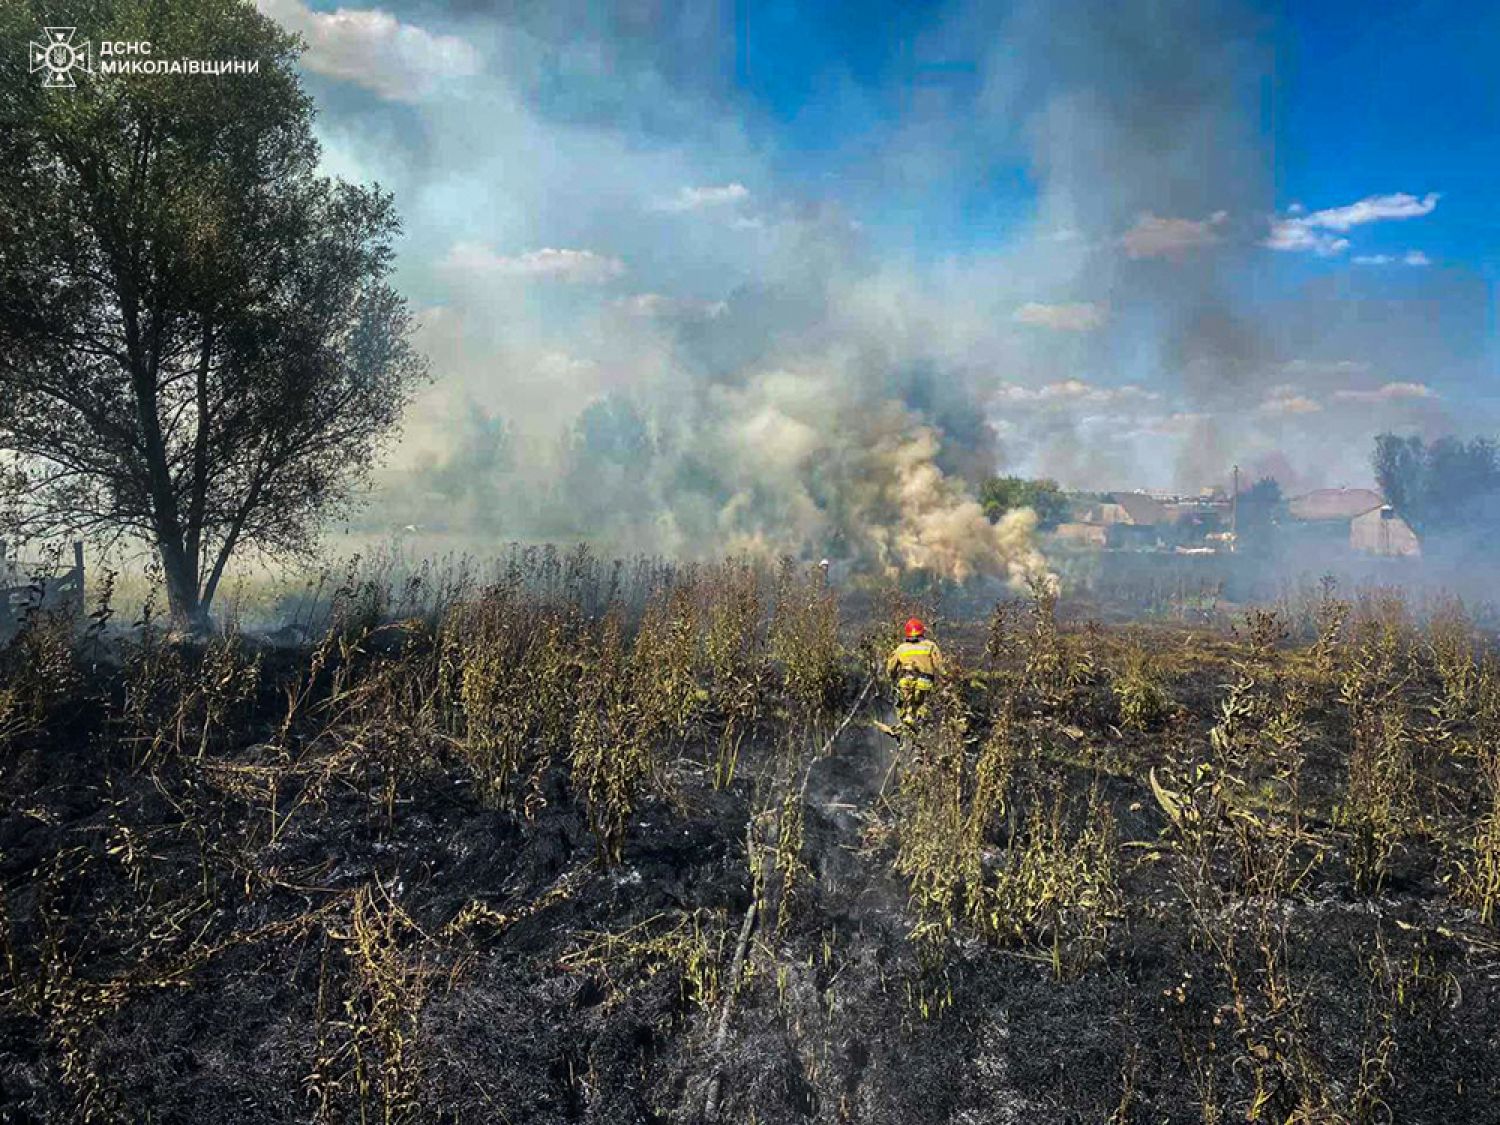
[893,697,975,935]
[984,782,1120,979]
[0,607,79,753]
[1327,595,1417,894]
[1340,701,1414,894]
[1426,595,1479,724]
[312,881,434,1125]
[1309,575,1351,682]
[456,589,576,803]
[769,558,843,733]
[749,782,811,939]
[119,627,261,765]
[893,690,1115,979]
[1450,736,1500,923]
[1022,576,1096,715]
[631,578,709,753]
[561,909,728,1013]
[703,561,766,788]
[570,613,659,863]
[1112,638,1170,731]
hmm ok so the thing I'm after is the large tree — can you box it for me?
[979,476,1069,530]
[0,0,428,626]
[1235,476,1283,551]
[1374,433,1500,543]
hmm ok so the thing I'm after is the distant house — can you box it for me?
[1287,488,1384,522]
[1062,491,1206,549]
[1285,489,1420,558]
[1104,492,1170,527]
[1087,493,1169,548]
[1053,522,1108,548]
[1350,506,1421,557]
[1164,499,1228,540]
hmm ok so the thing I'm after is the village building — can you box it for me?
[1285,488,1420,558]
[1349,505,1422,557]
[1058,492,1230,551]
[1049,483,1419,561]
[1286,487,1385,523]
[1069,492,1170,548]
[1053,521,1108,547]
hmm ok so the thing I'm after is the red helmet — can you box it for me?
[904,617,925,640]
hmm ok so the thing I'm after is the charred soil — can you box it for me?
[3,569,1500,1123]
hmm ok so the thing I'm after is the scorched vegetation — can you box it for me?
[2,550,1500,1123]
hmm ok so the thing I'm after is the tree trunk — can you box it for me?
[158,536,205,632]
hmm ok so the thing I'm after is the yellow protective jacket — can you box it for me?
[886,638,944,682]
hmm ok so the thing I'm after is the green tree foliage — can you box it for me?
[1373,434,1500,541]
[0,0,428,626]
[980,476,1069,530]
[1235,476,1283,554]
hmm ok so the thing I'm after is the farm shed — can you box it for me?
[1350,506,1421,557]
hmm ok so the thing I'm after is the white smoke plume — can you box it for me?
[383,279,1056,587]
[302,0,1488,571]
[866,426,1049,586]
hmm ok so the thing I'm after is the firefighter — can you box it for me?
[886,617,944,730]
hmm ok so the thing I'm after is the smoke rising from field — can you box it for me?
[387,244,1056,584]
[273,0,1490,573]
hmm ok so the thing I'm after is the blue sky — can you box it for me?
[249,0,1498,558]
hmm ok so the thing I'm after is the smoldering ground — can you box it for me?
[6,557,1500,1123]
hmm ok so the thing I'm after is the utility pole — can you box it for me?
[1230,465,1240,552]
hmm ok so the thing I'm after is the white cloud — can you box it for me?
[255,0,481,102]
[1352,250,1432,267]
[441,243,626,283]
[612,293,728,319]
[1265,193,1439,257]
[1012,301,1107,331]
[654,183,751,212]
[997,379,1157,406]
[1278,359,1371,381]
[1264,220,1349,257]
[1258,391,1322,416]
[1301,192,1440,232]
[1142,412,1211,436]
[1331,382,1435,404]
[1121,211,1227,259]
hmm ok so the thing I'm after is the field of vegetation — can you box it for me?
[3,548,1500,1123]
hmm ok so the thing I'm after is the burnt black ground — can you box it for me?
[4,636,1500,1124]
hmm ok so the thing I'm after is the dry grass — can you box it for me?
[6,549,1500,1120]
[561,909,729,1013]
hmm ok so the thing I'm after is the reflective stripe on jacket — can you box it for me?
[887,639,943,681]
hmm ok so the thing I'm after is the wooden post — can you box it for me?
[0,540,10,632]
[1230,465,1239,553]
[73,541,85,617]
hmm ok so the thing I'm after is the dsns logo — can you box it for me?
[30,27,93,88]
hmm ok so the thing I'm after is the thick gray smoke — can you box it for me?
[383,228,1052,584]
[301,0,1483,573]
